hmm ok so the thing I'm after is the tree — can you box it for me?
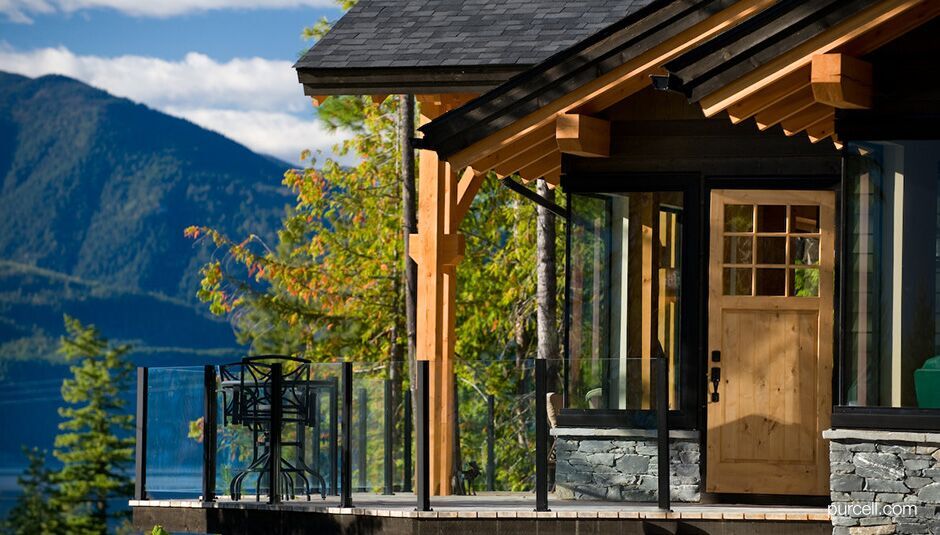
[2,447,63,535]
[53,316,135,534]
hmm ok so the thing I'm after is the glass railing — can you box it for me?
[144,366,204,499]
[135,355,672,508]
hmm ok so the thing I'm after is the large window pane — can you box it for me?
[844,140,940,408]
[567,192,682,411]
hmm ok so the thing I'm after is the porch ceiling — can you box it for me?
[417,0,940,179]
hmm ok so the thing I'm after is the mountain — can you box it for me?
[0,71,295,485]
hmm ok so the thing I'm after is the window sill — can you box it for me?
[831,406,940,432]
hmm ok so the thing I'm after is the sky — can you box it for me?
[0,0,353,164]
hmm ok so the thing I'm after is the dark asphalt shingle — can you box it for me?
[295,0,654,70]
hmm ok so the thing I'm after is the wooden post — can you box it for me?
[409,95,475,496]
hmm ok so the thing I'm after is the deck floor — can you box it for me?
[131,492,830,522]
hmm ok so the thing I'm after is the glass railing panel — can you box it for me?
[145,366,204,500]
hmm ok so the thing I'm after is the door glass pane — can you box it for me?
[723,236,752,263]
[723,268,752,296]
[756,236,786,265]
[724,205,753,232]
[791,205,820,233]
[791,268,819,297]
[791,237,820,266]
[755,268,786,295]
[757,205,787,232]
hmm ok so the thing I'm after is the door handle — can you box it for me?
[710,367,721,402]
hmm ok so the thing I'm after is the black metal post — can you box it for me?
[383,379,394,495]
[486,394,495,492]
[656,357,671,511]
[312,392,321,494]
[357,388,368,492]
[269,363,283,505]
[403,392,412,493]
[134,367,148,501]
[329,378,339,496]
[415,360,430,511]
[341,362,353,508]
[202,365,217,502]
[535,359,549,512]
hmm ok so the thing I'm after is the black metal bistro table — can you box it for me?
[219,356,338,502]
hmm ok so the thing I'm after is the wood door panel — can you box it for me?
[707,189,833,496]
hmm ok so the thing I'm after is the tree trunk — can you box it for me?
[400,94,418,483]
[536,178,559,392]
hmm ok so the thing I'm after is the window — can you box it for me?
[843,140,940,410]
[567,191,683,414]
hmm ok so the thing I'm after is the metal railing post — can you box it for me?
[656,357,671,511]
[486,394,495,492]
[134,367,148,501]
[535,359,549,512]
[329,377,339,496]
[202,365,217,502]
[383,378,394,495]
[357,388,368,491]
[416,360,430,511]
[269,363,283,505]
[403,392,412,493]
[341,362,353,508]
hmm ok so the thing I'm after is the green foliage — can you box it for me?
[52,315,135,534]
[1,447,63,535]
[151,526,170,535]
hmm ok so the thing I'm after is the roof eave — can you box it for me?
[294,65,528,96]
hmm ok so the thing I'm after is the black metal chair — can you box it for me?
[220,355,336,502]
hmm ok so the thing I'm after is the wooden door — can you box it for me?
[707,190,834,496]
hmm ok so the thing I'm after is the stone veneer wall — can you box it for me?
[552,428,700,502]
[824,429,940,535]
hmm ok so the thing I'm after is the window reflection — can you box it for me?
[568,192,682,412]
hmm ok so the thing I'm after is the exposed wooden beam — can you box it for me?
[700,0,934,118]
[469,123,556,172]
[371,94,390,105]
[781,104,833,137]
[811,54,872,109]
[518,151,561,183]
[445,0,777,170]
[416,93,478,120]
[556,114,610,157]
[754,86,816,131]
[312,95,329,107]
[728,68,810,124]
[543,167,561,187]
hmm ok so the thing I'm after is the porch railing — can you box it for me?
[133,356,671,512]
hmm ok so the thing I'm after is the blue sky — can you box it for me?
[0,1,351,163]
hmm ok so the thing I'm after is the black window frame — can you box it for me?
[832,138,940,432]
[561,173,702,430]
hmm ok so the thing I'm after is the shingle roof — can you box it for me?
[296,0,654,71]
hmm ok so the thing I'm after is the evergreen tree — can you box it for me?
[52,316,135,534]
[2,447,63,535]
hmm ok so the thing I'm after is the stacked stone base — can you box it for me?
[551,428,700,502]
[824,429,940,535]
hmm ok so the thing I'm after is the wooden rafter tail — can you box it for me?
[542,167,562,187]
[556,114,610,157]
[753,86,816,131]
[371,94,390,105]
[810,53,872,109]
[781,104,832,137]
[699,0,932,118]
[468,123,556,173]
[493,137,556,177]
[518,151,561,184]
[312,95,330,107]
[726,67,811,124]
[806,118,836,144]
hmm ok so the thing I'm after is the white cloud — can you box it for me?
[167,107,355,164]
[0,45,355,163]
[2,0,336,24]
[0,45,305,113]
